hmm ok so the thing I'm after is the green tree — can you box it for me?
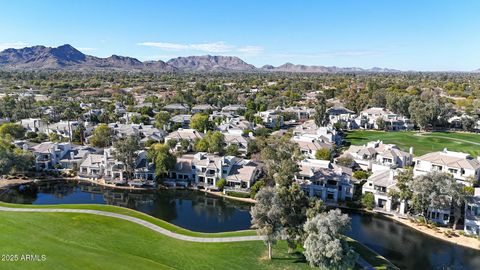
[0,123,25,140]
[225,144,239,156]
[411,172,457,220]
[113,135,141,182]
[315,148,331,160]
[277,184,311,251]
[154,111,171,130]
[216,178,226,191]
[314,93,328,127]
[376,117,386,130]
[148,143,176,181]
[190,113,213,132]
[303,209,357,269]
[353,170,369,180]
[90,124,113,147]
[361,193,375,210]
[250,187,282,260]
[250,180,265,198]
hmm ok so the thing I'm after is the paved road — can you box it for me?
[0,206,263,243]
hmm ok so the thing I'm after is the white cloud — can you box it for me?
[237,46,264,54]
[77,47,98,52]
[0,42,27,51]
[268,50,383,59]
[138,41,264,55]
[138,41,232,53]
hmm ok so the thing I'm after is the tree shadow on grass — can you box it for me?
[272,251,307,264]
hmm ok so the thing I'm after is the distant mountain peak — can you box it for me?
[0,44,401,73]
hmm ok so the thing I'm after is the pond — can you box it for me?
[1,180,479,269]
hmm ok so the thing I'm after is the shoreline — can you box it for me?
[337,205,480,251]
[2,177,479,250]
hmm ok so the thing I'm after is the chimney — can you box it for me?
[409,147,414,155]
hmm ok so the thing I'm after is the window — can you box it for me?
[448,168,458,174]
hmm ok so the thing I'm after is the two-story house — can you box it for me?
[413,149,480,186]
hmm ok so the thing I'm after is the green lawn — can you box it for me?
[0,203,395,269]
[344,131,480,157]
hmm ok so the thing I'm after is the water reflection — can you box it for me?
[345,210,480,269]
[1,181,479,269]
[1,181,252,233]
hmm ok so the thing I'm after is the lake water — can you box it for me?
[1,180,479,269]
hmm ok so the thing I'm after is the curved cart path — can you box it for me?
[0,206,376,268]
[0,206,263,243]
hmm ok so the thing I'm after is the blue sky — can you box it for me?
[0,0,479,71]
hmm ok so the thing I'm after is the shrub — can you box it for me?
[315,148,331,160]
[216,178,226,191]
[361,193,375,210]
[353,170,370,180]
[226,191,250,198]
[250,180,265,198]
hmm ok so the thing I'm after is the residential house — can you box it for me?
[362,169,407,214]
[31,142,74,170]
[166,152,260,191]
[254,109,284,128]
[280,106,315,122]
[81,148,155,186]
[341,141,413,171]
[217,117,254,133]
[413,149,480,186]
[163,103,189,113]
[18,118,47,133]
[191,104,217,114]
[293,120,342,145]
[170,114,191,129]
[326,106,357,129]
[223,129,253,156]
[291,135,333,159]
[295,159,355,203]
[222,104,246,114]
[108,123,165,145]
[464,188,480,236]
[164,128,204,151]
[356,107,414,131]
[79,153,104,179]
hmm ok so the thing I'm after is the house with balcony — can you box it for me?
[166,152,260,191]
[326,106,356,128]
[80,148,155,186]
[295,159,354,203]
[464,188,480,236]
[217,116,254,133]
[356,107,414,131]
[79,153,104,179]
[413,149,480,186]
[164,128,204,152]
[362,169,407,214]
[31,142,73,171]
[341,140,413,171]
[169,114,192,129]
[108,123,165,145]
[223,129,253,156]
[280,106,315,122]
[293,120,342,146]
[254,109,284,128]
[18,118,47,133]
[291,135,333,159]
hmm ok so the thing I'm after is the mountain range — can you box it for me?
[0,44,461,73]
